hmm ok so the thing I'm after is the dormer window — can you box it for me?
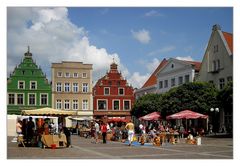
[171,63,174,68]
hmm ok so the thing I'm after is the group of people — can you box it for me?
[16,117,72,147]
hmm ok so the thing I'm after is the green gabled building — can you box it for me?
[7,47,52,114]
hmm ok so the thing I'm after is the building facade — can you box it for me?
[155,58,201,94]
[51,61,93,122]
[197,24,233,131]
[93,62,134,121]
[135,58,168,99]
[7,47,52,114]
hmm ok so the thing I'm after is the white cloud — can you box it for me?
[148,46,176,56]
[128,72,150,89]
[131,29,151,44]
[7,7,133,87]
[146,58,160,73]
[175,56,194,61]
[145,10,164,17]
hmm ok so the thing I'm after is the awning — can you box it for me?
[68,116,93,121]
[21,107,76,116]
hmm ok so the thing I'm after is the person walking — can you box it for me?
[100,122,107,144]
[16,119,22,136]
[125,119,135,146]
[94,121,100,143]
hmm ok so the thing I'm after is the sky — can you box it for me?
[7,7,233,88]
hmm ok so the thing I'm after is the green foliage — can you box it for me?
[160,82,219,117]
[131,93,162,118]
[217,81,233,113]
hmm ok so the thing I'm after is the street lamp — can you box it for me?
[210,108,219,134]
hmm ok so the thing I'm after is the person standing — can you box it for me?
[63,126,71,147]
[94,121,100,143]
[16,120,22,136]
[100,122,107,144]
[125,119,134,146]
[26,117,35,146]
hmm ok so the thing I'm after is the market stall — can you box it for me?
[139,112,161,121]
[41,134,67,148]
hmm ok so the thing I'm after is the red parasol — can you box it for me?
[166,110,208,120]
[139,112,161,121]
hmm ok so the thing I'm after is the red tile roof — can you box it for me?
[141,58,168,88]
[183,60,202,72]
[222,31,233,53]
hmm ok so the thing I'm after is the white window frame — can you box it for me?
[8,93,15,105]
[30,81,37,90]
[178,76,183,85]
[65,72,70,78]
[72,100,79,110]
[82,72,87,78]
[17,93,24,105]
[56,99,62,109]
[64,100,70,110]
[28,93,36,105]
[18,80,25,89]
[82,83,88,93]
[73,73,78,78]
[159,81,163,89]
[57,72,63,77]
[123,100,131,110]
[113,99,120,110]
[219,78,225,90]
[40,93,48,106]
[56,82,62,92]
[164,80,168,88]
[72,83,79,93]
[118,88,124,95]
[104,87,110,95]
[82,99,88,110]
[97,99,108,110]
[64,83,71,92]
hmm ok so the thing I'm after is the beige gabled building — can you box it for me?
[197,24,233,132]
[51,61,93,126]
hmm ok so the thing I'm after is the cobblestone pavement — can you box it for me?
[7,135,233,159]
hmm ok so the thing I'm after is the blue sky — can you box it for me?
[7,7,233,88]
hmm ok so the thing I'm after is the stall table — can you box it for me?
[41,134,67,148]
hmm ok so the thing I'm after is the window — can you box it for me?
[64,83,70,92]
[65,72,70,78]
[18,81,25,89]
[56,83,62,92]
[164,80,168,88]
[104,87,110,95]
[41,94,48,105]
[73,73,78,78]
[217,59,220,70]
[227,76,232,82]
[17,94,24,105]
[82,73,87,78]
[82,100,88,110]
[119,88,124,95]
[98,100,107,110]
[178,76,183,85]
[72,100,78,110]
[29,94,36,105]
[171,63,174,68]
[73,83,79,93]
[113,100,120,110]
[209,80,214,84]
[213,60,217,71]
[82,83,88,93]
[214,45,218,53]
[56,100,62,109]
[219,78,225,90]
[124,100,130,110]
[57,72,62,77]
[185,75,190,83]
[30,81,37,90]
[64,100,70,110]
[159,81,163,89]
[8,94,15,105]
[171,78,175,87]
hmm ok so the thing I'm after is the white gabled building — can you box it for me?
[155,58,201,94]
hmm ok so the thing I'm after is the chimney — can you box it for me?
[212,24,221,31]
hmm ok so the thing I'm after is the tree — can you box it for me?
[159,82,219,118]
[131,93,162,118]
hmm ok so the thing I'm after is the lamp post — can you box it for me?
[210,108,219,134]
